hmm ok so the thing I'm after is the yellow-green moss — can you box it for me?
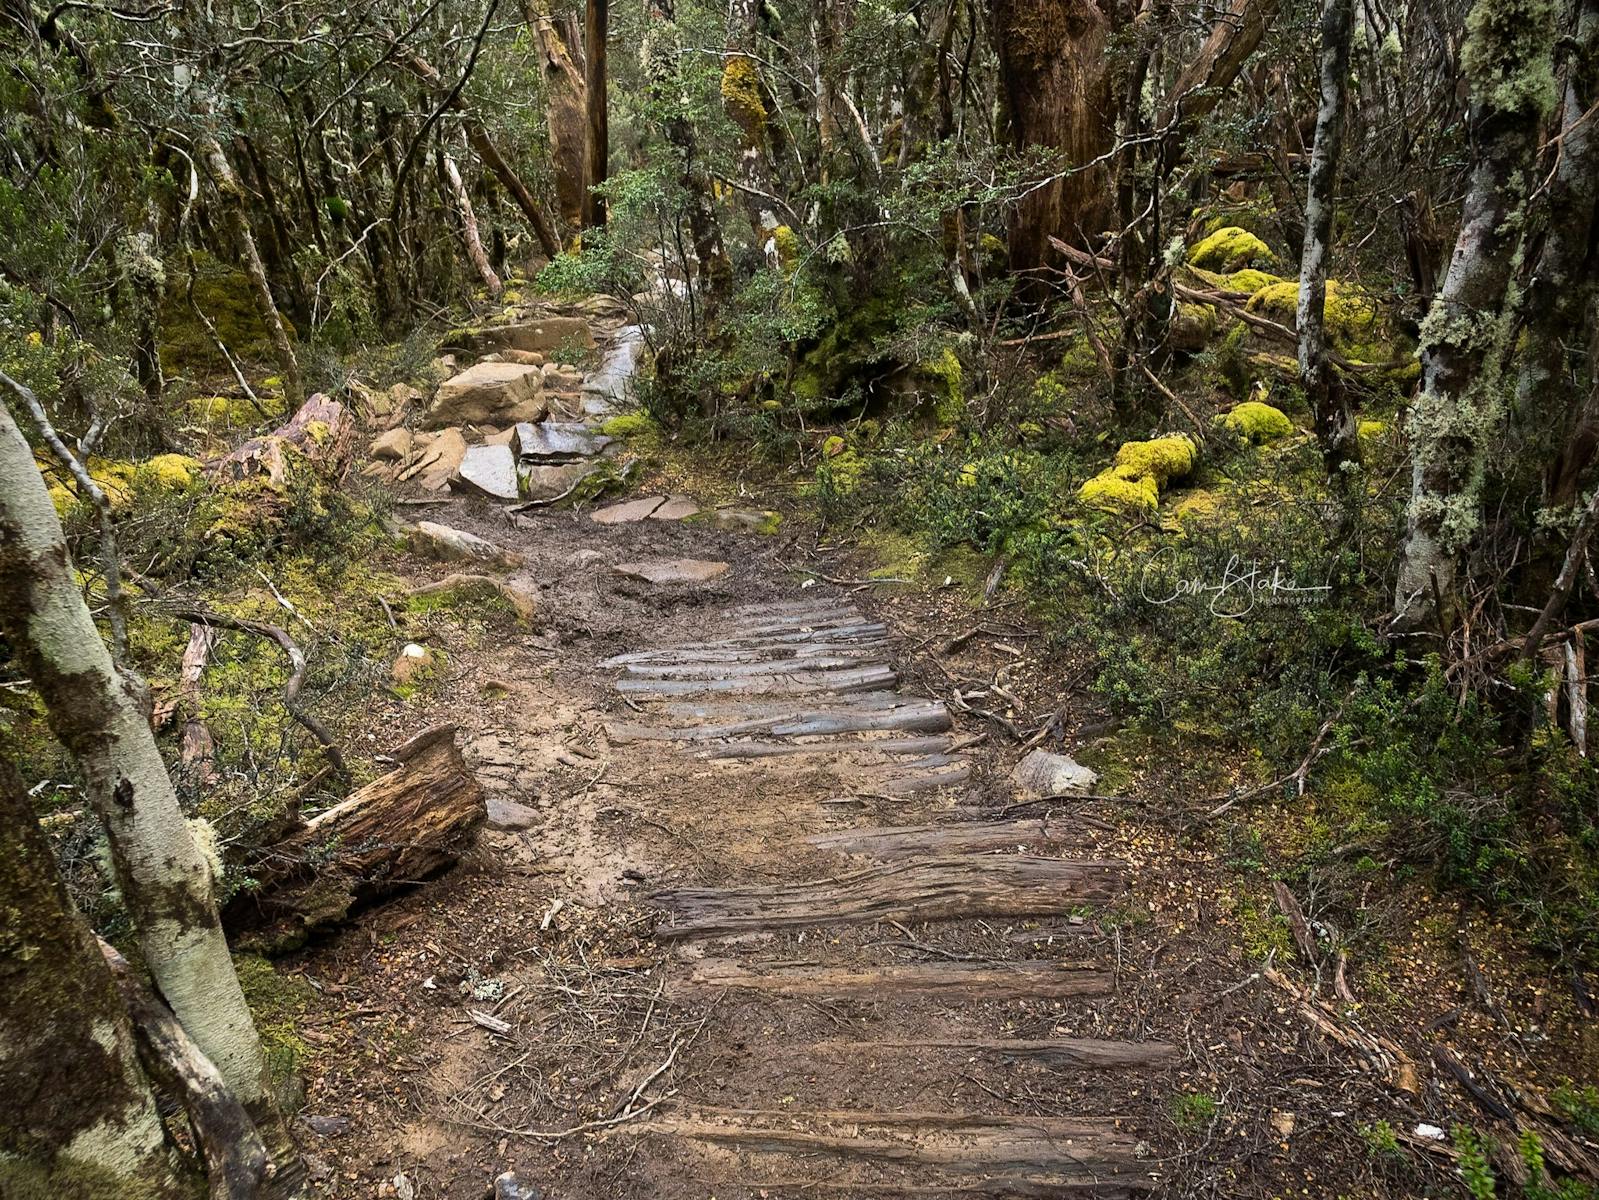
[920,347,964,425]
[1080,472,1159,511]
[1248,279,1385,361]
[234,954,315,1097]
[720,54,767,143]
[1220,401,1294,444]
[0,1157,165,1200]
[1113,434,1198,484]
[600,411,656,439]
[1220,268,1286,295]
[1187,226,1275,272]
[771,224,800,270]
[821,434,848,457]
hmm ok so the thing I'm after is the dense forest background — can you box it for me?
[3,0,1599,1192]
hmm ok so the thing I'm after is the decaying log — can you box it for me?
[651,855,1125,940]
[209,394,356,486]
[230,724,484,936]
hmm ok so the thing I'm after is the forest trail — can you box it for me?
[292,316,1346,1199]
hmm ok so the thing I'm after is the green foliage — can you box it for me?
[1170,1091,1219,1130]
[1453,1126,1498,1200]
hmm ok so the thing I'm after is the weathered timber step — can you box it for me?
[620,653,883,680]
[728,597,860,616]
[806,816,1083,858]
[680,623,889,649]
[667,958,1113,999]
[698,735,951,761]
[634,1107,1150,1193]
[808,1037,1177,1069]
[652,691,918,720]
[650,855,1125,939]
[616,664,897,698]
[722,614,879,638]
[847,762,973,797]
[603,641,885,667]
[605,700,952,744]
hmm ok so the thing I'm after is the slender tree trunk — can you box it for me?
[987,0,1115,279]
[523,0,589,234]
[723,0,781,245]
[1298,0,1359,476]
[442,151,503,297]
[0,403,304,1191]
[1392,0,1560,627]
[118,203,166,407]
[1529,0,1599,505]
[583,0,609,227]
[196,130,304,403]
[0,758,186,1199]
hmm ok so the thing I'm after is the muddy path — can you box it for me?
[285,317,1484,1200]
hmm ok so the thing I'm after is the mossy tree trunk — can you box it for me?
[0,402,305,1194]
[1297,0,1360,477]
[523,0,589,236]
[722,0,782,249]
[1529,0,1599,506]
[1393,0,1560,627]
[0,759,186,1200]
[583,0,609,228]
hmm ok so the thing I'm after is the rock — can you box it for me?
[592,495,667,524]
[486,796,540,831]
[1011,749,1100,797]
[478,351,504,363]
[513,421,611,462]
[299,1114,351,1138]
[613,558,729,585]
[500,349,545,366]
[425,363,547,429]
[582,325,644,411]
[650,495,700,521]
[405,521,524,569]
[482,426,517,446]
[457,316,595,356]
[390,382,423,409]
[391,643,436,687]
[370,428,412,461]
[521,461,599,500]
[431,354,457,374]
[407,573,538,623]
[397,428,467,491]
[541,362,585,391]
[697,507,782,534]
[210,394,356,486]
[450,444,520,501]
[493,1171,542,1200]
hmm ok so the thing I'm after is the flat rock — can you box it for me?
[493,1172,542,1200]
[613,558,729,586]
[649,495,700,521]
[457,316,595,355]
[425,363,546,429]
[1011,748,1100,797]
[397,428,467,491]
[450,444,519,501]
[370,428,412,461]
[485,796,540,831]
[513,421,611,462]
[697,507,781,534]
[520,460,599,500]
[592,495,667,524]
[405,520,523,569]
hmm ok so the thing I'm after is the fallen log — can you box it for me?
[209,393,356,485]
[229,724,484,939]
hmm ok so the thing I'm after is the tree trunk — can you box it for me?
[722,0,781,245]
[1392,0,1561,627]
[1298,0,1360,476]
[1530,0,1599,505]
[442,152,504,297]
[0,758,185,1199]
[0,402,303,1188]
[583,0,609,227]
[196,130,305,404]
[988,0,1115,278]
[118,203,166,406]
[523,0,589,234]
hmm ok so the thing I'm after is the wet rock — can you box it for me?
[451,444,520,501]
[425,363,547,429]
[370,428,412,461]
[408,573,538,623]
[500,349,545,366]
[513,421,611,463]
[613,558,729,585]
[457,316,595,356]
[541,362,585,391]
[582,325,644,411]
[486,796,540,830]
[494,1171,542,1200]
[405,521,524,569]
[1011,749,1100,797]
[591,495,666,524]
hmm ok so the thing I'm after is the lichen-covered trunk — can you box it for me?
[524,0,589,234]
[987,0,1114,277]
[0,402,301,1187]
[722,0,781,247]
[583,0,609,228]
[1393,0,1560,626]
[643,0,731,307]
[1297,0,1360,476]
[0,758,184,1199]
[196,130,305,405]
[442,152,503,297]
[1529,0,1599,505]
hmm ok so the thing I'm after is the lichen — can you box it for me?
[720,54,767,145]
[1187,226,1275,272]
[1220,401,1295,444]
[770,224,800,270]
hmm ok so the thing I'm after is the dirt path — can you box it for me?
[286,318,1449,1199]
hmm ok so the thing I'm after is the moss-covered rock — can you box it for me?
[1220,401,1295,444]
[599,411,657,439]
[1079,434,1199,512]
[1080,472,1160,511]
[1248,279,1384,361]
[1187,227,1275,272]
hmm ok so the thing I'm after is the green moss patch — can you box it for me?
[1187,227,1275,272]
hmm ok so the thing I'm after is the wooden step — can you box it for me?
[634,1107,1151,1194]
[605,700,952,744]
[806,816,1081,858]
[616,664,897,698]
[668,958,1114,1000]
[650,855,1124,939]
[807,1037,1177,1069]
[621,653,883,679]
[699,735,952,761]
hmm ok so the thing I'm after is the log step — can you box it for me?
[807,1038,1178,1069]
[621,653,882,679]
[805,815,1083,858]
[605,700,952,744]
[616,664,898,698]
[650,855,1125,940]
[634,1107,1151,1193]
[668,958,1115,1000]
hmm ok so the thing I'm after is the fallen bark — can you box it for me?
[230,724,485,937]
